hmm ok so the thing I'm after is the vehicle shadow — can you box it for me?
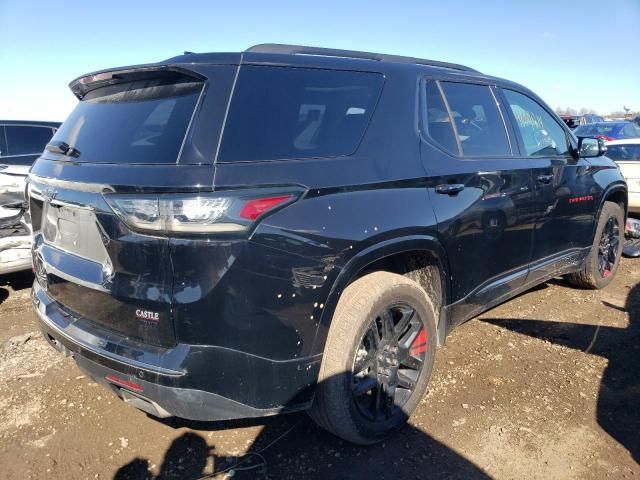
[481,282,640,463]
[114,377,491,479]
[0,269,33,291]
[0,270,33,305]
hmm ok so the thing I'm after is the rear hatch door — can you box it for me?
[29,64,236,347]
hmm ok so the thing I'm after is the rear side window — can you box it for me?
[439,82,511,157]
[4,125,54,155]
[219,66,384,162]
[503,90,570,157]
[422,81,458,155]
[50,74,202,164]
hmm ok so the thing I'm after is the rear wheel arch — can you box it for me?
[310,236,450,357]
[598,184,627,224]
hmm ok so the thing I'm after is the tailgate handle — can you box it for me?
[435,183,465,195]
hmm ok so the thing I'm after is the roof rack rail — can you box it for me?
[245,44,479,73]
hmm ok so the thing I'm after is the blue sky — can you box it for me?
[1,0,638,121]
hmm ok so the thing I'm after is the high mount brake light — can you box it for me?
[104,189,299,235]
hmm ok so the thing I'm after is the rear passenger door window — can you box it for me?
[439,82,511,157]
[501,90,570,157]
[422,80,458,155]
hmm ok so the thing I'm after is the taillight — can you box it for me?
[239,195,293,220]
[596,135,615,142]
[104,188,300,235]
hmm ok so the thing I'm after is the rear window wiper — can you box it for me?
[46,141,81,158]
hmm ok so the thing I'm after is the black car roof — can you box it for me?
[0,120,61,128]
[70,43,532,100]
[170,44,514,81]
[169,44,479,72]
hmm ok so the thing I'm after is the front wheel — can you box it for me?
[308,272,437,445]
[566,201,624,289]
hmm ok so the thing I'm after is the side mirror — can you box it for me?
[578,137,607,158]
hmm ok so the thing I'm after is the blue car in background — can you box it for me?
[574,121,640,142]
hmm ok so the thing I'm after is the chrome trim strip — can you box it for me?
[28,184,44,201]
[40,252,109,292]
[29,174,114,193]
[50,198,95,211]
[0,153,43,158]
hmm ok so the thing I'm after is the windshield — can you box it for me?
[49,75,202,164]
[606,144,640,161]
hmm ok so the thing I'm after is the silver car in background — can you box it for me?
[1,121,60,274]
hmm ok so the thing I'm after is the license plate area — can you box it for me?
[42,201,109,266]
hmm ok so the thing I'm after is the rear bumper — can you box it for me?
[32,281,320,421]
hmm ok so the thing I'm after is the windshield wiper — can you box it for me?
[46,141,81,158]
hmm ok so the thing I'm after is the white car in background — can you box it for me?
[1,121,60,274]
[605,139,640,215]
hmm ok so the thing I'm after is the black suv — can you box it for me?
[30,44,627,445]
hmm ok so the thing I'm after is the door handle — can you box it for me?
[435,183,465,195]
[536,174,553,184]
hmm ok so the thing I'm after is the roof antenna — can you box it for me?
[183,51,196,55]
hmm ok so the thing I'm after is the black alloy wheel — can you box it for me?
[351,303,427,421]
[598,216,620,278]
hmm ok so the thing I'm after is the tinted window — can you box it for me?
[606,144,640,161]
[5,125,54,155]
[439,82,510,156]
[503,90,569,157]
[50,75,202,164]
[574,124,622,136]
[0,127,7,157]
[622,124,640,137]
[423,80,458,155]
[219,66,383,162]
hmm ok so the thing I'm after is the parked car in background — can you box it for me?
[30,44,626,445]
[606,139,640,214]
[1,120,60,274]
[574,121,640,142]
[561,114,604,130]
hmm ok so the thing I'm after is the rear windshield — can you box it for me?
[218,66,384,162]
[606,144,640,161]
[50,74,202,164]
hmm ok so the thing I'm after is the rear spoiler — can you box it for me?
[69,66,206,100]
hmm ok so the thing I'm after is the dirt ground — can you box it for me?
[0,259,638,480]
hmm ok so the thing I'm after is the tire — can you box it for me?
[308,271,438,445]
[566,201,624,289]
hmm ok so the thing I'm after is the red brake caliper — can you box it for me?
[410,328,427,356]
